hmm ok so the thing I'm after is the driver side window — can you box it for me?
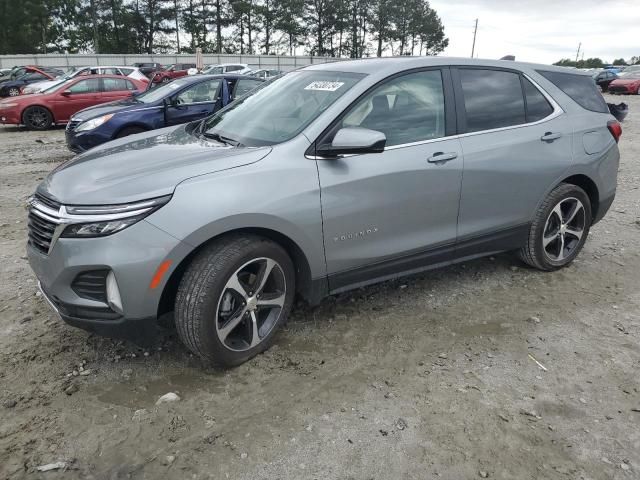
[341,70,446,147]
[174,79,221,105]
[68,78,101,94]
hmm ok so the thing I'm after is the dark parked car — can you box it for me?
[592,70,618,92]
[66,74,264,152]
[0,66,63,97]
[133,62,164,78]
[151,63,197,84]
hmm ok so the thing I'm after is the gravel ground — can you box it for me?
[1,94,639,480]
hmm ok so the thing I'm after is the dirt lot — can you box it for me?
[1,94,639,480]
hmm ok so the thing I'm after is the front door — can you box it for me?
[316,69,464,292]
[52,78,102,122]
[165,78,221,126]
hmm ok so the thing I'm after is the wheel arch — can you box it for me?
[157,227,316,320]
[21,104,55,125]
[559,174,600,223]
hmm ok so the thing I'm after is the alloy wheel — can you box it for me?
[25,108,49,129]
[215,257,287,352]
[8,88,19,96]
[542,197,586,262]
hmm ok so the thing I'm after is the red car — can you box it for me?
[608,73,640,95]
[0,74,146,130]
[150,63,197,84]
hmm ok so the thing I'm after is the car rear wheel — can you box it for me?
[22,106,53,130]
[161,77,171,83]
[8,87,20,96]
[115,126,146,138]
[174,235,295,367]
[519,183,591,271]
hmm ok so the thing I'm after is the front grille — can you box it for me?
[27,193,62,255]
[71,270,109,303]
[66,119,82,131]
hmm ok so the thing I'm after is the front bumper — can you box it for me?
[28,219,191,341]
[0,110,21,125]
[65,126,112,153]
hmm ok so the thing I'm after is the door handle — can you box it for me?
[427,152,458,164]
[541,132,562,142]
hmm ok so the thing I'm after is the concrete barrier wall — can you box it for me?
[0,53,345,71]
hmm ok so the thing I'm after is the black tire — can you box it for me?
[174,234,295,367]
[115,126,146,138]
[519,183,592,271]
[8,87,20,97]
[22,106,53,130]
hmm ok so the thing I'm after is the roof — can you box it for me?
[302,56,591,77]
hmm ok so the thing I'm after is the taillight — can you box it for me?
[607,120,622,143]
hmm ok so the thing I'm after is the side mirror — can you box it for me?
[317,127,386,157]
[61,89,72,96]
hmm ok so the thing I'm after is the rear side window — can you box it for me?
[233,79,262,99]
[103,78,129,91]
[537,70,608,113]
[120,68,134,76]
[522,78,554,122]
[459,69,526,132]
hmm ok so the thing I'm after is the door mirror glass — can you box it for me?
[317,127,386,156]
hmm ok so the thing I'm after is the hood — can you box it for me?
[39,124,272,204]
[73,98,149,121]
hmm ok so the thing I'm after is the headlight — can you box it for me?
[0,103,17,109]
[76,114,114,132]
[60,195,171,238]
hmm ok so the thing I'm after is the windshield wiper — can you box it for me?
[201,131,243,147]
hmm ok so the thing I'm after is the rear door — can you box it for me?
[51,78,102,121]
[165,78,222,125]
[316,68,464,290]
[452,67,573,254]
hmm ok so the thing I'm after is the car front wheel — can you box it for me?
[8,87,20,96]
[519,183,592,271]
[174,235,295,367]
[22,106,53,130]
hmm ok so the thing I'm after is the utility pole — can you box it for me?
[575,42,581,63]
[471,19,478,58]
[175,0,181,54]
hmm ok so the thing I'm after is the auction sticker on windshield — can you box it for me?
[304,81,344,92]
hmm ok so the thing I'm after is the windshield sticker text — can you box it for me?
[305,81,344,92]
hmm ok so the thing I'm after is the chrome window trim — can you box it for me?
[307,71,564,158]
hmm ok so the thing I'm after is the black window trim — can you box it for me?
[307,66,458,158]
[451,66,563,136]
[535,69,609,114]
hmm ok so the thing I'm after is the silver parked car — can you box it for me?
[27,57,621,366]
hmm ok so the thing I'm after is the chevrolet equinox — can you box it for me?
[27,57,621,366]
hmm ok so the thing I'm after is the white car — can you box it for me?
[22,66,149,94]
[202,63,252,75]
[247,68,283,80]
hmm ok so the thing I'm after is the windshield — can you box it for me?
[134,77,194,103]
[201,70,365,146]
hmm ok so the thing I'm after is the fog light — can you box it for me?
[106,271,123,314]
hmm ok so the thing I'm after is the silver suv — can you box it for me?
[27,58,621,366]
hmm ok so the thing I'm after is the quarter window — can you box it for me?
[523,78,554,122]
[537,70,608,113]
[459,69,526,133]
[341,70,446,146]
[233,79,262,99]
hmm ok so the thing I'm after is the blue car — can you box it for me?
[65,74,264,153]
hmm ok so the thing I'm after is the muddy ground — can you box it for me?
[1,94,639,480]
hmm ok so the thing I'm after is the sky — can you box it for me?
[429,0,640,64]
